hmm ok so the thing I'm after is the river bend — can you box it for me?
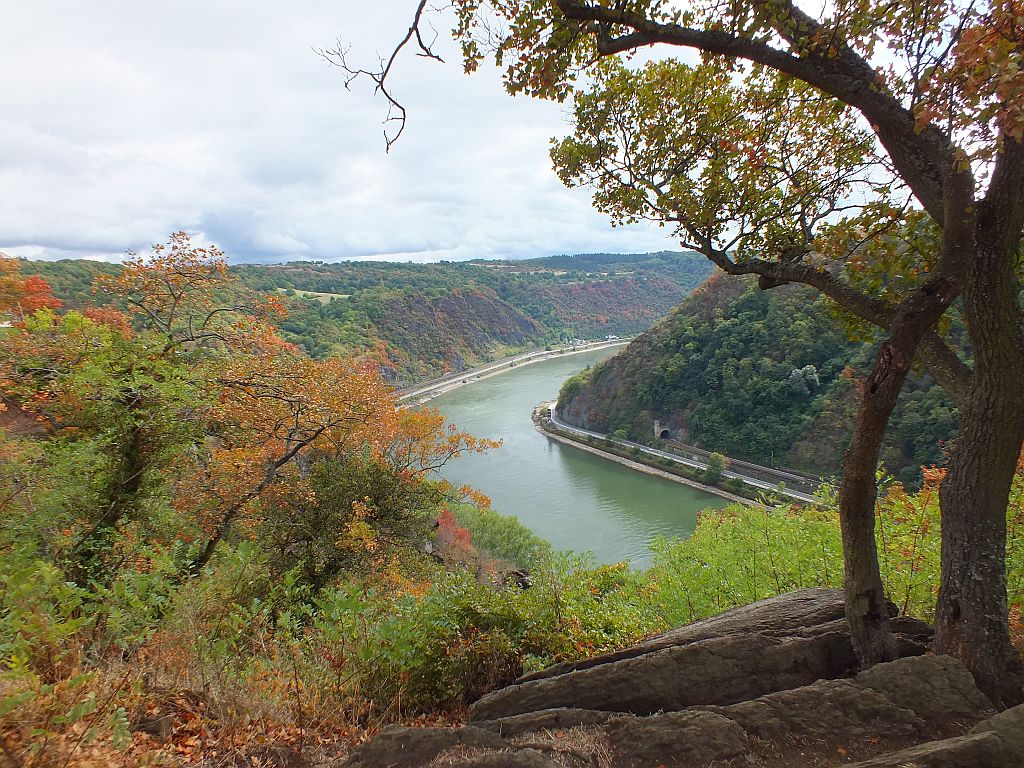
[432,348,730,567]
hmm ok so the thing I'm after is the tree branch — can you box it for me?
[553,0,953,221]
[318,0,445,151]
[918,332,972,408]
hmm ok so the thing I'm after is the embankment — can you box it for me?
[532,405,753,505]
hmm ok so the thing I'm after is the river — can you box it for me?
[431,347,730,567]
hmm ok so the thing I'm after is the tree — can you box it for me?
[0,255,61,324]
[0,309,202,583]
[704,452,728,485]
[1,234,498,585]
[351,0,1024,704]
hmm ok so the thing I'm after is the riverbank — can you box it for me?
[537,418,754,506]
[532,403,821,506]
[396,339,632,405]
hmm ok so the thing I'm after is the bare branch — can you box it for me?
[317,1,445,151]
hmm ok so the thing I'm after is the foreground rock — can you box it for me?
[855,653,994,731]
[342,726,503,768]
[844,731,1023,767]
[341,591,1018,768]
[970,701,1024,754]
[474,707,618,737]
[469,588,929,720]
[605,710,749,765]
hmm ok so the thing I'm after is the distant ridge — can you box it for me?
[25,250,714,382]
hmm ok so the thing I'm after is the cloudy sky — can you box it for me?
[0,2,678,264]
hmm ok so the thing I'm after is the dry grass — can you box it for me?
[512,725,615,767]
[425,725,614,768]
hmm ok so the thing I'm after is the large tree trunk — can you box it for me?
[936,243,1024,708]
[838,251,962,666]
[839,339,913,665]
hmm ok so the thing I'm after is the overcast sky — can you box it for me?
[0,2,678,264]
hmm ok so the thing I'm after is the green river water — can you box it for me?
[431,347,730,567]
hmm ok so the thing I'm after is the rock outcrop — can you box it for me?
[469,588,929,720]
[343,726,504,768]
[341,590,1021,768]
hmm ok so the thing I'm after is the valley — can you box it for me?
[4,1,1024,762]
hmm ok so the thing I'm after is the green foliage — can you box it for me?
[260,456,441,590]
[154,545,659,714]
[647,505,844,627]
[702,452,728,485]
[551,60,874,262]
[557,366,592,407]
[0,547,93,682]
[451,503,552,569]
[1,311,206,581]
[648,465,1024,629]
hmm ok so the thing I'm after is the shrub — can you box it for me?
[647,461,1024,629]
[452,503,552,569]
[702,452,728,485]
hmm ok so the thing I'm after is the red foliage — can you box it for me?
[0,255,62,323]
[435,507,475,563]
[82,306,133,336]
[19,276,62,314]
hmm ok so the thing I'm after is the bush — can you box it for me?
[647,505,843,627]
[702,452,728,485]
[452,504,552,569]
[646,463,1024,630]
[163,551,660,715]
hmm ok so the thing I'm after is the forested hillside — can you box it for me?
[28,251,713,381]
[558,273,960,484]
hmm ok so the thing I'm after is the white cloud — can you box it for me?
[0,1,678,263]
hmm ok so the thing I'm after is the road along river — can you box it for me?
[429,347,731,567]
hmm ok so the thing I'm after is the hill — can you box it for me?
[557,273,959,484]
[26,251,713,381]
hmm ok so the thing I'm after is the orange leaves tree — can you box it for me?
[93,230,287,354]
[184,353,399,574]
[256,413,499,593]
[0,254,61,324]
[1,233,494,588]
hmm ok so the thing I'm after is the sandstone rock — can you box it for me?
[605,710,749,766]
[843,731,1023,767]
[855,654,994,731]
[889,615,937,657]
[474,707,617,737]
[516,588,851,684]
[470,629,856,720]
[343,725,504,768]
[709,678,925,747]
[514,589,930,686]
[470,589,936,723]
[970,702,1024,756]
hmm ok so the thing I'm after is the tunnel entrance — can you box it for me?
[659,429,671,440]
